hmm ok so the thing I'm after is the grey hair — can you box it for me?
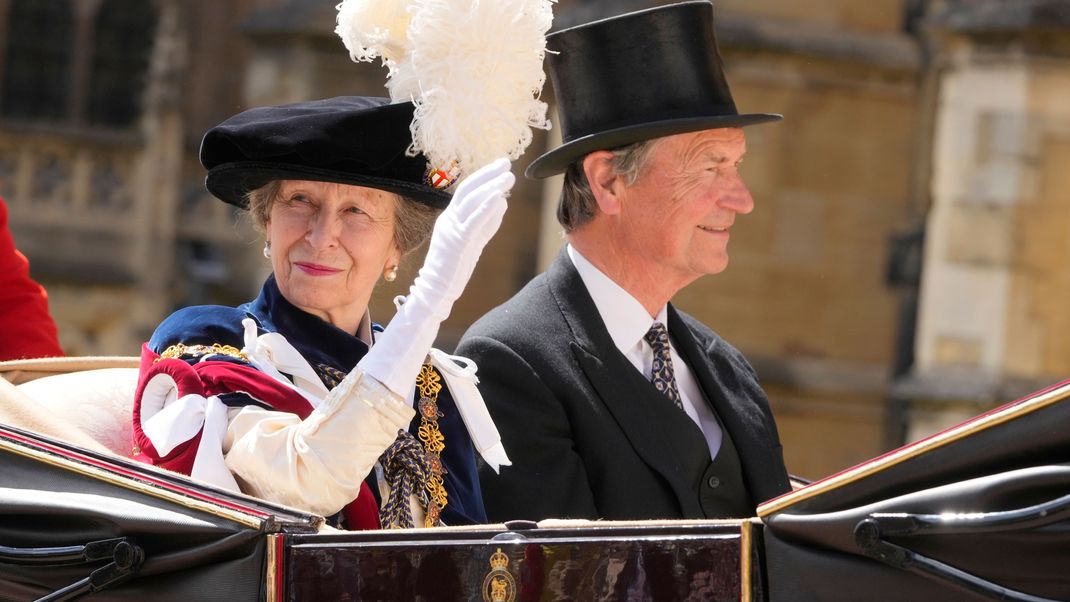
[244,181,442,258]
[391,195,442,256]
[557,138,662,233]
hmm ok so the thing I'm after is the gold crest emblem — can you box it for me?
[481,548,516,602]
[424,161,461,189]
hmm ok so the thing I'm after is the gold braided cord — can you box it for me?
[416,362,448,527]
[156,343,249,363]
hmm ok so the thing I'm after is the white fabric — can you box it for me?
[428,348,511,473]
[240,318,328,407]
[137,320,414,515]
[138,372,241,492]
[361,158,514,397]
[137,305,506,517]
[138,317,370,499]
[225,369,414,515]
[14,368,137,456]
[567,245,724,460]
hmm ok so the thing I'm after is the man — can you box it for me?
[457,1,791,521]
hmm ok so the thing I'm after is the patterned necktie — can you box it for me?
[644,322,684,410]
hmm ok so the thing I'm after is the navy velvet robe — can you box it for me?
[149,275,486,526]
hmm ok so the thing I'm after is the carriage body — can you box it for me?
[1,359,1067,601]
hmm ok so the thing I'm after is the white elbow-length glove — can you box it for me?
[359,157,514,396]
[224,158,514,515]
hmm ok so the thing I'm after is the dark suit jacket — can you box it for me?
[457,251,790,522]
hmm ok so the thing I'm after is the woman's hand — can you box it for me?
[223,159,513,516]
[359,158,514,397]
[412,157,513,318]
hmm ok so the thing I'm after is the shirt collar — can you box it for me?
[240,274,372,372]
[567,244,668,355]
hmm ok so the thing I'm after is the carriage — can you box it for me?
[1,357,1067,601]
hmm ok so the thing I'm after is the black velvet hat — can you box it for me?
[526,1,781,179]
[201,96,450,209]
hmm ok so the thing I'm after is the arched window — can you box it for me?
[0,0,158,129]
[88,0,156,127]
[0,0,74,122]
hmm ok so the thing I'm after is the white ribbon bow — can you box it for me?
[240,318,328,408]
[428,348,511,473]
[139,374,240,492]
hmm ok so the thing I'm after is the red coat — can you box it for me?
[0,197,63,360]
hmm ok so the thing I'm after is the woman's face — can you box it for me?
[266,180,401,334]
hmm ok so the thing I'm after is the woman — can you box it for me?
[131,96,514,529]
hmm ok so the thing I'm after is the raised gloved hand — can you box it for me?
[222,159,512,516]
[359,157,514,397]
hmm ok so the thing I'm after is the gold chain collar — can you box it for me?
[156,343,249,363]
[415,362,449,526]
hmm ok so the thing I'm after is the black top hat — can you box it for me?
[201,96,450,209]
[526,1,781,179]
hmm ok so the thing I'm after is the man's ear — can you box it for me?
[582,151,624,216]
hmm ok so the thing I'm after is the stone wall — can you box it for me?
[717,0,907,32]
[909,8,1070,428]
[8,0,1070,481]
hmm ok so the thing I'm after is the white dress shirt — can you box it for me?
[567,245,723,460]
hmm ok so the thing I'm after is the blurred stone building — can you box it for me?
[2,0,1069,480]
[0,0,261,355]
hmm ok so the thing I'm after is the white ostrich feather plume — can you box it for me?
[338,0,555,179]
[335,0,414,68]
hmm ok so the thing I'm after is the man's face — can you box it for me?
[617,127,753,284]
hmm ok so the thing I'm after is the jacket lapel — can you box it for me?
[667,305,771,498]
[546,252,708,516]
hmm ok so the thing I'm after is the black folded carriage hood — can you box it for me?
[0,424,320,601]
[760,379,1070,601]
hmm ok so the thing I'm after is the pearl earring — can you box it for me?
[263,241,271,259]
[384,265,398,282]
